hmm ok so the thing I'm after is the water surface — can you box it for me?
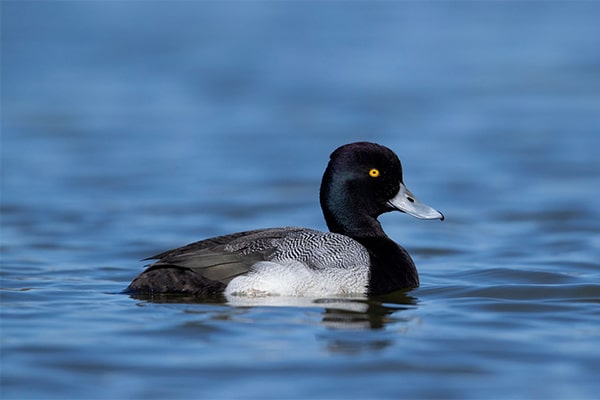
[2,3,600,399]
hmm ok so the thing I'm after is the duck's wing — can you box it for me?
[128,227,307,294]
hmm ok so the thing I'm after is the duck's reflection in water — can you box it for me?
[129,290,417,331]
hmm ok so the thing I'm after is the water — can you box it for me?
[2,2,600,399]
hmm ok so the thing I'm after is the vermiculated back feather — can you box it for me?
[129,227,371,294]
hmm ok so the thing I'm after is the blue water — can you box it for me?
[2,2,600,399]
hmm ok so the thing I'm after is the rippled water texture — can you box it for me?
[2,3,600,399]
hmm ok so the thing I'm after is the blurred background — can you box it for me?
[3,2,600,239]
[2,2,600,399]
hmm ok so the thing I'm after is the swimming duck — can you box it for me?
[128,142,443,298]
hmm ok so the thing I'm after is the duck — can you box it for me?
[127,142,443,298]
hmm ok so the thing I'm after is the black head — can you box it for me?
[319,142,443,237]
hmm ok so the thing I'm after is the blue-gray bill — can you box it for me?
[387,183,444,221]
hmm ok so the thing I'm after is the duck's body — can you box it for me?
[128,142,443,298]
[133,227,371,297]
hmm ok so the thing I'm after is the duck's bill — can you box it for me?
[388,183,444,221]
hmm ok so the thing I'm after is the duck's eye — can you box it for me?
[369,168,380,178]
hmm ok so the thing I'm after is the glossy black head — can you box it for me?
[320,142,403,235]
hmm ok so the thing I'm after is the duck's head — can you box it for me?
[320,142,443,236]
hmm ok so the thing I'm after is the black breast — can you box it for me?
[357,237,419,295]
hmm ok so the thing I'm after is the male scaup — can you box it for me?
[128,142,443,298]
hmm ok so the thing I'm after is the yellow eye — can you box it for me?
[369,168,380,178]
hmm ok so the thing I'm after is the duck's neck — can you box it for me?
[323,207,386,238]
